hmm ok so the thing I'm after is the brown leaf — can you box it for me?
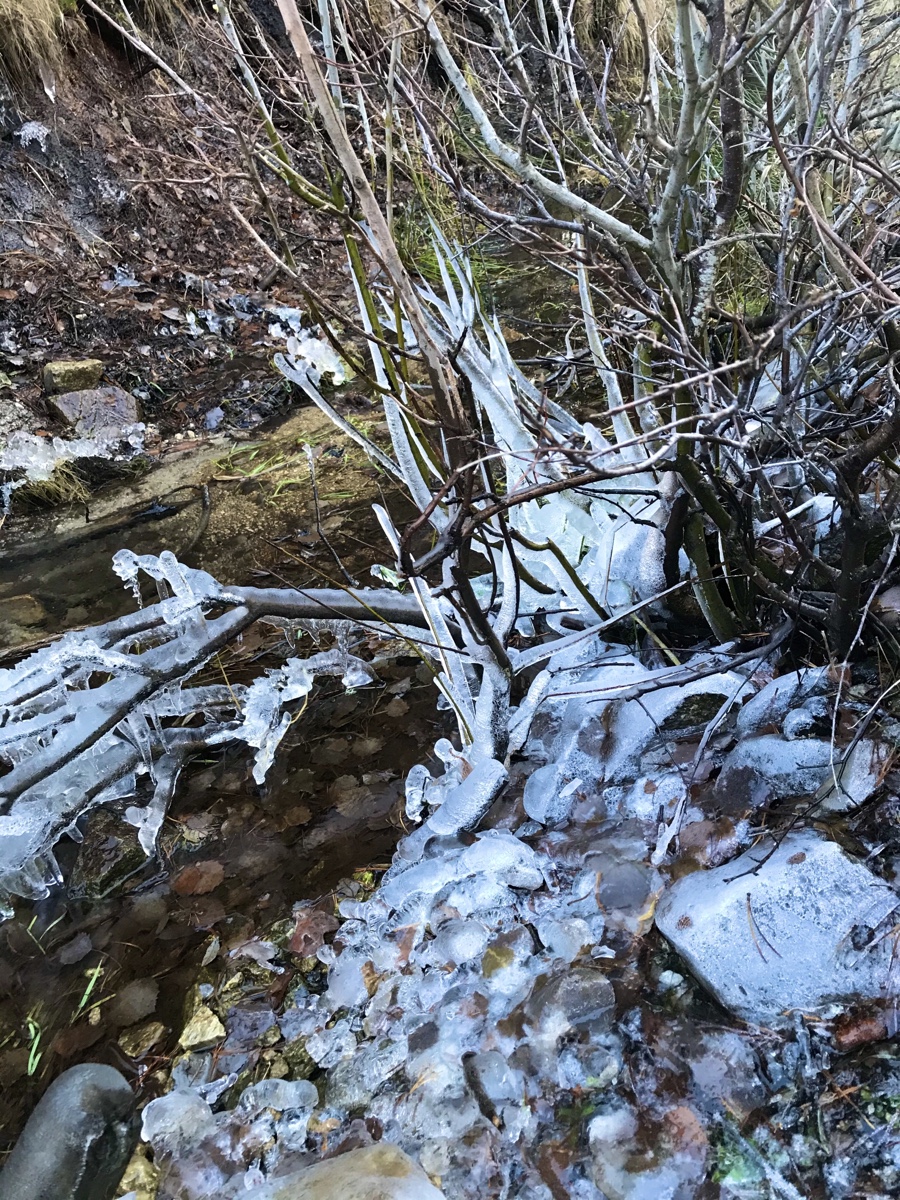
[288,905,339,956]
[832,1009,888,1052]
[172,860,225,896]
[0,288,18,300]
[52,1022,104,1058]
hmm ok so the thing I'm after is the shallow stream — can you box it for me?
[0,397,450,1148]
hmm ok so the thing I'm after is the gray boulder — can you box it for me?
[0,1063,137,1200]
[48,385,140,438]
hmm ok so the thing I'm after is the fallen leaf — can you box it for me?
[384,697,409,719]
[51,1022,104,1058]
[57,932,93,965]
[832,1010,888,1052]
[0,289,18,300]
[289,905,339,956]
[172,860,225,895]
[352,736,384,757]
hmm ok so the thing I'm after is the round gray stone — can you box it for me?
[0,1063,137,1200]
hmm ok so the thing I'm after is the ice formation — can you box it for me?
[0,427,145,511]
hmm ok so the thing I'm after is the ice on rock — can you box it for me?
[141,1089,217,1160]
[716,734,886,812]
[656,830,900,1026]
[464,1050,524,1115]
[325,1035,408,1111]
[536,916,594,963]
[306,1017,357,1067]
[429,917,489,966]
[525,967,617,1042]
[523,761,573,825]
[236,1079,318,1119]
[459,830,544,889]
[735,667,831,737]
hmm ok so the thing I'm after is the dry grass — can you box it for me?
[575,0,673,65]
[0,0,64,80]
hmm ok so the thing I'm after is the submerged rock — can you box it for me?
[68,807,147,899]
[234,1143,447,1199]
[179,1004,225,1051]
[657,830,900,1026]
[48,385,140,438]
[0,1062,137,1200]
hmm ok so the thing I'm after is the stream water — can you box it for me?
[0,398,452,1150]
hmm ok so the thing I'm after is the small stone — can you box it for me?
[118,1020,168,1058]
[657,830,899,1026]
[115,1142,159,1200]
[49,385,140,437]
[178,1005,225,1051]
[43,358,104,393]
[239,1143,446,1199]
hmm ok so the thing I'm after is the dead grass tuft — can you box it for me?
[0,0,65,80]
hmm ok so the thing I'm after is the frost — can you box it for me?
[14,121,51,152]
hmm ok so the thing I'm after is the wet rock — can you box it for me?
[714,734,885,812]
[69,807,147,899]
[0,594,48,647]
[118,1019,168,1058]
[179,1005,226,1051]
[48,385,140,437]
[656,830,900,1026]
[43,358,104,394]
[236,1143,447,1199]
[0,1063,137,1200]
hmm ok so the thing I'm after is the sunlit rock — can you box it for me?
[235,1143,446,1199]
[42,358,104,394]
[179,1005,225,1051]
[657,830,900,1026]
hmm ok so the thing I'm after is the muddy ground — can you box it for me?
[0,2,354,444]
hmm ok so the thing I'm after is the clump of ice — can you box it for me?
[14,121,51,152]
[0,427,145,487]
[267,305,349,384]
